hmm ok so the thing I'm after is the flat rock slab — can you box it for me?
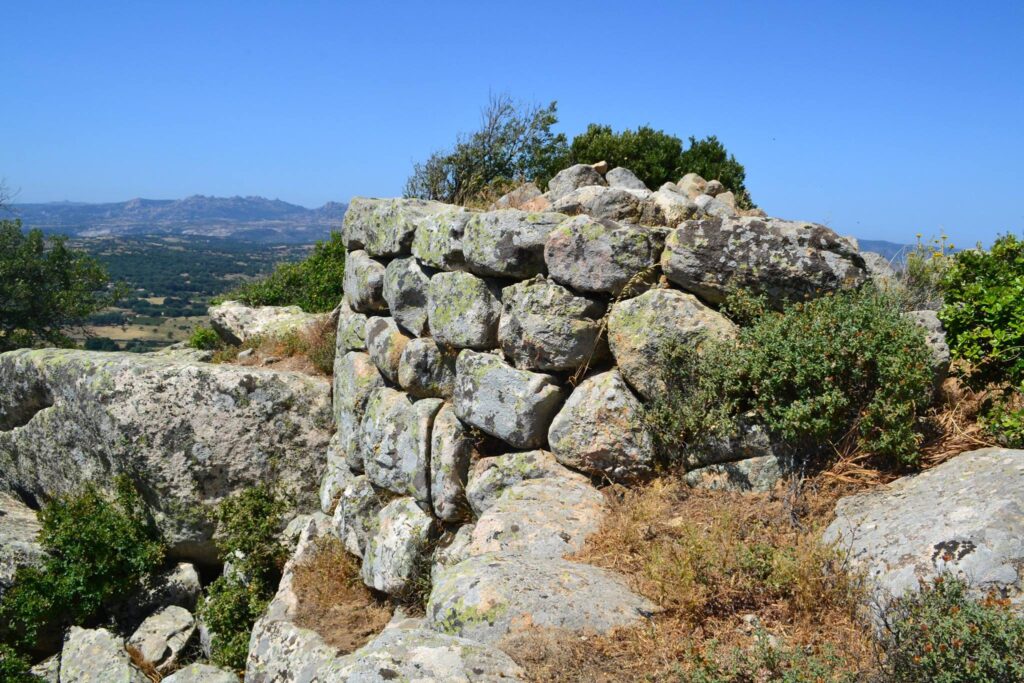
[823,448,1024,613]
[0,349,331,563]
[60,627,149,683]
[428,552,657,644]
[208,301,323,346]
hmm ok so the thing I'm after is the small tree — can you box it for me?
[405,94,568,205]
[0,219,123,351]
[679,135,754,208]
[568,124,685,189]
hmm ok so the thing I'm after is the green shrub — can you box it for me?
[0,477,164,653]
[188,325,222,350]
[898,234,955,311]
[939,234,1024,388]
[200,485,289,670]
[685,637,857,683]
[220,231,346,313]
[980,388,1024,448]
[880,576,1024,682]
[648,287,935,467]
[0,644,39,682]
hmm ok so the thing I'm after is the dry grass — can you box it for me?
[125,644,162,682]
[502,479,879,682]
[291,536,393,653]
[217,317,337,376]
[918,375,994,468]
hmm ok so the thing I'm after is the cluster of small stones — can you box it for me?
[299,162,873,670]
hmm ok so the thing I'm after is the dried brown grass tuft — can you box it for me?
[222,316,337,376]
[291,536,392,654]
[125,644,162,682]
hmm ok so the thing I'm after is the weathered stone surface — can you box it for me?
[606,166,649,191]
[907,309,951,391]
[412,205,474,271]
[498,277,607,372]
[335,299,368,352]
[823,448,1024,613]
[716,190,737,210]
[0,492,43,601]
[693,193,737,219]
[0,349,330,563]
[362,388,442,503]
[332,351,385,472]
[383,257,433,336]
[60,627,149,683]
[661,217,868,308]
[547,163,607,202]
[342,196,450,257]
[362,497,434,595]
[365,316,412,384]
[704,179,725,196]
[652,186,699,226]
[861,252,900,292]
[545,215,665,295]
[681,419,777,470]
[684,455,784,493]
[677,172,707,199]
[398,337,457,399]
[550,186,660,224]
[113,561,203,628]
[208,301,323,346]
[608,288,735,400]
[342,250,388,313]
[428,271,502,350]
[548,370,655,483]
[463,210,568,278]
[162,663,238,683]
[493,182,543,209]
[430,403,474,522]
[29,655,60,683]
[127,605,196,674]
[428,552,656,644]
[453,351,565,449]
[318,457,355,515]
[465,450,583,516]
[331,474,383,558]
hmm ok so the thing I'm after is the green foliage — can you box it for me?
[83,336,119,351]
[939,234,1024,388]
[0,644,39,682]
[648,288,935,467]
[980,388,1024,448]
[880,576,1024,682]
[898,234,955,311]
[221,231,346,313]
[684,637,857,682]
[678,135,753,209]
[567,124,684,189]
[188,325,222,350]
[0,219,124,351]
[200,485,289,670]
[405,94,568,204]
[0,477,164,653]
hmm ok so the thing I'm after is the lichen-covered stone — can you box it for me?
[824,448,1024,614]
[362,497,434,595]
[0,492,43,601]
[652,186,699,226]
[550,186,661,225]
[430,403,474,522]
[383,257,433,336]
[331,474,383,558]
[684,455,784,493]
[661,216,868,308]
[547,163,607,201]
[548,370,655,483]
[398,337,457,399]
[412,205,474,271]
[60,627,149,683]
[465,450,588,515]
[0,349,330,563]
[342,249,388,313]
[332,351,385,472]
[677,172,707,199]
[498,277,607,372]
[462,209,568,278]
[427,271,502,350]
[162,663,238,683]
[693,193,737,219]
[342,196,451,257]
[606,166,649,191]
[607,288,735,400]
[365,316,412,384]
[428,552,656,644]
[906,309,951,392]
[208,301,322,346]
[361,388,442,504]
[544,215,665,295]
[335,299,368,352]
[453,351,565,449]
[318,455,355,514]
[126,605,196,674]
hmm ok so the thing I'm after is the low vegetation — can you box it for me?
[208,316,337,376]
[188,324,222,350]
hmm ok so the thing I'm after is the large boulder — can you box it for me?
[453,351,565,449]
[126,605,196,674]
[208,301,322,346]
[364,316,412,384]
[361,497,435,595]
[544,215,665,295]
[548,370,656,483]
[428,552,656,644]
[550,186,660,225]
[342,250,388,313]
[547,164,607,202]
[361,388,442,504]
[498,277,607,372]
[464,450,576,516]
[430,403,474,522]
[651,186,698,226]
[605,167,649,191]
[607,288,735,400]
[398,337,457,399]
[0,492,43,601]
[342,197,450,257]
[0,349,331,563]
[382,257,433,336]
[463,210,568,278]
[60,627,149,683]
[823,448,1024,613]
[331,474,383,558]
[427,271,503,350]
[676,172,707,199]
[335,299,368,352]
[661,216,868,308]
[411,205,474,271]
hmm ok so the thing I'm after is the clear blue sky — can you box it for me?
[3,0,1022,246]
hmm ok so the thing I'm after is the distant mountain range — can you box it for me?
[9,196,347,244]
[858,239,914,263]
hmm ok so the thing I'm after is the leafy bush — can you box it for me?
[0,477,164,653]
[188,325,222,350]
[939,234,1024,388]
[980,388,1024,448]
[200,485,289,670]
[221,231,346,313]
[880,576,1024,682]
[0,644,38,682]
[648,287,935,467]
[567,124,685,190]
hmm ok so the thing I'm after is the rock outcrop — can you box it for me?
[208,301,324,346]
